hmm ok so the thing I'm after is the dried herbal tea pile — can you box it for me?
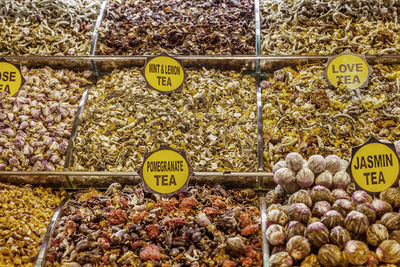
[0,66,91,171]
[261,0,400,55]
[98,0,255,55]
[0,182,65,266]
[46,184,262,266]
[0,0,101,55]
[72,68,256,172]
[262,64,400,170]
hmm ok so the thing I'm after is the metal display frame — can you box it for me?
[4,1,400,266]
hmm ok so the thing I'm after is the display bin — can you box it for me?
[259,55,400,267]
[95,0,256,56]
[0,56,273,187]
[259,55,400,173]
[62,56,267,189]
[31,179,269,266]
[0,56,98,186]
[0,1,106,56]
[259,0,400,56]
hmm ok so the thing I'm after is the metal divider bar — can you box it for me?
[90,0,108,76]
[260,195,270,267]
[255,0,264,188]
[256,73,264,184]
[255,0,261,59]
[0,171,273,177]
[63,85,91,188]
[64,0,107,188]
[255,3,269,266]
[35,196,70,267]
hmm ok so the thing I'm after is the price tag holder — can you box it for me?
[138,146,193,196]
[324,52,371,90]
[347,138,400,193]
[141,54,187,94]
[0,58,25,97]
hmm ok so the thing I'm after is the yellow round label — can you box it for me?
[0,60,24,96]
[326,54,370,90]
[141,148,190,194]
[142,55,186,93]
[0,61,24,97]
[350,142,399,193]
